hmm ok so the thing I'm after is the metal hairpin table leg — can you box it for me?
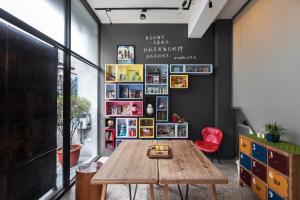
[185,184,189,200]
[177,184,184,200]
[128,184,132,200]
[133,184,138,200]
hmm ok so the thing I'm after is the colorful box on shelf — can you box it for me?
[145,64,168,95]
[105,64,143,82]
[116,118,138,138]
[170,75,189,89]
[239,134,300,200]
[105,101,143,117]
[104,128,115,149]
[156,123,188,138]
[117,84,143,99]
[170,64,213,75]
[156,96,168,122]
[139,118,155,138]
[105,84,117,99]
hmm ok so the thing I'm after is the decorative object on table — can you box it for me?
[170,75,189,89]
[57,96,91,167]
[147,144,172,159]
[117,45,135,64]
[194,127,223,163]
[264,122,287,143]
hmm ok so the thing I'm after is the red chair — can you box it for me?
[195,127,223,163]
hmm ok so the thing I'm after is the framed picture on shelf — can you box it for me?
[117,45,135,64]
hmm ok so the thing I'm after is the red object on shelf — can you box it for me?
[195,127,223,163]
[104,128,115,149]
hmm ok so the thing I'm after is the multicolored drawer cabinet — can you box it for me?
[239,134,300,200]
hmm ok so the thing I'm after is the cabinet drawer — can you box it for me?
[240,167,251,187]
[240,153,252,171]
[267,169,288,198]
[268,150,289,176]
[268,189,284,200]
[252,176,267,200]
[252,159,267,183]
[240,136,251,156]
[252,142,267,164]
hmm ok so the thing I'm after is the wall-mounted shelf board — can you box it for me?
[170,64,213,75]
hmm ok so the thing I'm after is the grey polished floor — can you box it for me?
[61,160,258,200]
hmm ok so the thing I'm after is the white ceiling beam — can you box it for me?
[188,0,228,38]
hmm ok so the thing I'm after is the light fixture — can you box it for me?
[140,9,147,20]
[208,0,213,8]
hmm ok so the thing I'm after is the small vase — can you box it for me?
[272,135,280,143]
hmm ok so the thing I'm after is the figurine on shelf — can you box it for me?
[146,104,154,116]
[107,120,114,128]
[158,101,165,109]
[142,128,151,135]
[132,104,138,115]
[129,129,136,137]
[119,124,126,136]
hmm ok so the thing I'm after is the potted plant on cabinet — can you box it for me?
[57,96,91,167]
[265,122,287,143]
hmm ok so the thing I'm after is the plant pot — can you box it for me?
[57,144,82,168]
[266,134,273,142]
[272,135,280,143]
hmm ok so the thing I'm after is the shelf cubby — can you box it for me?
[105,64,143,82]
[170,64,213,75]
[156,96,168,122]
[156,123,189,138]
[105,101,143,117]
[145,64,168,95]
[139,118,155,138]
[116,118,138,138]
[170,75,189,89]
[117,84,143,99]
[105,83,117,99]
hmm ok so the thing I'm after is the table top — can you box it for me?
[91,140,227,185]
[91,140,158,184]
[158,140,228,184]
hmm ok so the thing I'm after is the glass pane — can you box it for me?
[0,0,65,44]
[71,0,98,65]
[69,56,98,179]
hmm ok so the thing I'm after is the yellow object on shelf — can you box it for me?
[170,75,189,88]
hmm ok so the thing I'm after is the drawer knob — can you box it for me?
[274,160,279,165]
[242,143,247,147]
[274,179,281,186]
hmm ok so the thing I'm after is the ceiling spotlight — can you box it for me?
[181,0,187,8]
[208,0,213,8]
[140,8,147,20]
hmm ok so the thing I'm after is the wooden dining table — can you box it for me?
[91,140,228,200]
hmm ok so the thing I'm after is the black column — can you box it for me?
[214,19,235,159]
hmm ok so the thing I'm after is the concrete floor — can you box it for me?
[61,160,258,200]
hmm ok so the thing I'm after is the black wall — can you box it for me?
[101,22,234,158]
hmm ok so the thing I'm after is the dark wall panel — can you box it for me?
[0,21,57,200]
[101,24,215,142]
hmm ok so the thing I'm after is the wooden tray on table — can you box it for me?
[147,144,172,159]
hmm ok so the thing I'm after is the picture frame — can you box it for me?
[117,45,135,64]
